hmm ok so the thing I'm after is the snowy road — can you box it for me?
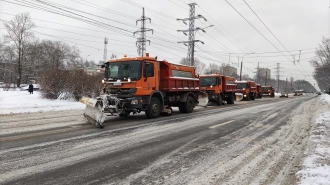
[0,94,321,184]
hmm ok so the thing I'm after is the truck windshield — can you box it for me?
[236,83,247,89]
[200,77,216,86]
[262,87,272,90]
[107,61,141,80]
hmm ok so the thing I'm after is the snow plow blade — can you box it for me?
[197,92,209,107]
[235,93,244,101]
[80,96,105,128]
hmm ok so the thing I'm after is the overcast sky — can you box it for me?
[0,0,329,90]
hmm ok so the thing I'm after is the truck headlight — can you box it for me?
[131,99,139,105]
[102,79,105,83]
[244,95,247,97]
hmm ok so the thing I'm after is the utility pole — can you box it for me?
[290,77,294,92]
[275,63,280,93]
[177,2,212,66]
[103,37,108,63]
[265,71,268,86]
[239,52,254,80]
[285,78,288,92]
[257,62,260,83]
[134,8,153,56]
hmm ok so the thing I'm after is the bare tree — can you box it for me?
[310,37,330,93]
[205,63,220,74]
[179,57,205,75]
[110,53,117,59]
[3,12,35,87]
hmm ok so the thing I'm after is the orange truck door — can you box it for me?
[142,61,158,95]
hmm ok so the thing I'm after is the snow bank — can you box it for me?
[297,94,330,185]
[0,90,85,114]
[320,94,330,104]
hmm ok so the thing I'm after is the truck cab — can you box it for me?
[236,81,257,101]
[199,74,237,105]
[261,86,275,97]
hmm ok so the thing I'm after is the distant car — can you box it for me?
[280,92,288,98]
[317,92,321,95]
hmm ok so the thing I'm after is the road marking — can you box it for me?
[209,120,235,129]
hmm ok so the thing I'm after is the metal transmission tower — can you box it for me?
[103,37,108,62]
[134,7,153,56]
[177,2,213,66]
[275,63,280,93]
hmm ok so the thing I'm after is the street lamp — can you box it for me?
[239,52,255,80]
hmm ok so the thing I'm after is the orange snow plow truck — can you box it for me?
[199,74,239,105]
[261,85,275,97]
[235,80,257,101]
[80,53,208,128]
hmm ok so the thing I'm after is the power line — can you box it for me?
[224,0,292,62]
[243,0,295,57]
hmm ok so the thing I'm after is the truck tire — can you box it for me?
[271,93,274,97]
[246,94,251,101]
[183,96,195,113]
[145,97,162,119]
[178,102,185,113]
[251,93,255,100]
[217,94,223,106]
[227,93,235,104]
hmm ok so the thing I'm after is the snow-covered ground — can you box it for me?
[296,94,330,185]
[0,88,85,114]
[1,89,329,184]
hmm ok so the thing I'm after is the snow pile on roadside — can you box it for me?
[320,94,330,104]
[0,90,85,114]
[297,94,330,185]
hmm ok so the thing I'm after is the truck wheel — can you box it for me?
[227,93,235,104]
[246,94,251,101]
[178,102,185,113]
[251,94,255,100]
[183,96,195,113]
[145,97,162,119]
[217,94,223,106]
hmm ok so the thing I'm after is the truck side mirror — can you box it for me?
[104,64,109,79]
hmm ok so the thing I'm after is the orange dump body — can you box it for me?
[159,62,200,92]
[256,84,262,98]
